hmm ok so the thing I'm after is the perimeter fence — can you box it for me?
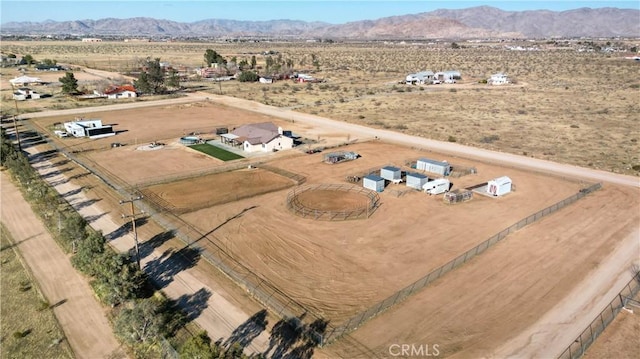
[322,182,602,344]
[557,271,640,359]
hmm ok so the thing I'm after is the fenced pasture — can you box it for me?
[286,184,380,220]
[141,167,298,214]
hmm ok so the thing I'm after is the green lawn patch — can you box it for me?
[189,144,244,161]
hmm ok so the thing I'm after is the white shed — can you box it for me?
[489,73,509,85]
[363,175,385,192]
[380,166,401,181]
[487,176,512,196]
[406,172,428,190]
[416,158,451,176]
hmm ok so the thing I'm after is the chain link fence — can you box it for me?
[557,271,640,359]
[323,183,603,343]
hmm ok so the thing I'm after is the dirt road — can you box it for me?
[0,173,126,359]
[203,94,639,188]
[21,144,271,355]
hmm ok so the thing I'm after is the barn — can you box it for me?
[416,158,451,176]
[406,172,428,190]
[363,175,385,192]
[487,176,512,196]
[380,166,401,181]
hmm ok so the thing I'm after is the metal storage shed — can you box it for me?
[416,158,451,176]
[363,175,385,192]
[406,172,428,190]
[380,166,401,181]
[487,176,512,196]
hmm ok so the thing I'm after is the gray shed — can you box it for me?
[363,174,385,192]
[416,158,451,176]
[380,166,401,181]
[406,172,428,190]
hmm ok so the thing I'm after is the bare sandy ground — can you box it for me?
[15,90,640,358]
[0,173,127,359]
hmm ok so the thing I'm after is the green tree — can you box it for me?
[250,55,257,69]
[71,230,105,275]
[134,57,166,95]
[114,296,168,345]
[166,68,180,89]
[204,49,226,66]
[237,71,259,82]
[265,56,274,72]
[61,213,87,248]
[22,54,35,65]
[179,331,218,359]
[92,253,144,306]
[41,58,57,66]
[59,72,79,94]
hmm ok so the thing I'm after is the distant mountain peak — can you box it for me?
[2,6,638,39]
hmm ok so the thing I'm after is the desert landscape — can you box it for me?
[2,35,639,359]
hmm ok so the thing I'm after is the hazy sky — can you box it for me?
[2,1,639,24]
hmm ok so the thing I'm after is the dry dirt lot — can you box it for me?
[24,95,638,358]
[5,40,639,357]
[3,40,639,176]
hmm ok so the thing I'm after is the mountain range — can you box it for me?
[2,6,639,39]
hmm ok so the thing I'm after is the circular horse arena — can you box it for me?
[286,184,380,220]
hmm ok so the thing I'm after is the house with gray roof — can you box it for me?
[222,122,293,153]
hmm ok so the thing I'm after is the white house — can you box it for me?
[406,71,434,85]
[259,77,274,84]
[63,119,116,139]
[416,158,451,176]
[435,70,461,83]
[223,122,293,153]
[489,73,510,85]
[9,75,44,86]
[102,85,137,99]
[13,87,41,100]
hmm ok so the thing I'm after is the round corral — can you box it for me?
[287,184,380,220]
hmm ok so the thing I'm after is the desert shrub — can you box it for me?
[481,135,500,143]
[448,136,457,142]
[632,164,640,171]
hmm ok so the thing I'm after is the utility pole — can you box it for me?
[10,84,22,151]
[119,195,144,269]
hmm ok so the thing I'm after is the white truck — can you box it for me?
[422,178,450,195]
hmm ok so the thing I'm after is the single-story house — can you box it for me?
[13,87,41,100]
[406,71,434,85]
[259,77,274,84]
[489,73,510,85]
[9,75,44,86]
[434,70,461,82]
[416,158,451,176]
[221,122,293,153]
[102,85,137,99]
[63,118,116,139]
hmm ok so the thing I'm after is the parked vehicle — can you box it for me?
[422,178,450,195]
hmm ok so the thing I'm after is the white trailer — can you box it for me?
[422,178,450,195]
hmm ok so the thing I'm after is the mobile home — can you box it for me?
[416,158,451,176]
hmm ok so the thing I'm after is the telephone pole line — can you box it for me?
[119,195,144,269]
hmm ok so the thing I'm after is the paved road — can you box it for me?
[0,173,126,359]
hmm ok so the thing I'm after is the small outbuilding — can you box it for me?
[380,166,401,181]
[416,158,451,176]
[423,178,451,195]
[487,176,512,196]
[363,174,385,192]
[406,172,428,190]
